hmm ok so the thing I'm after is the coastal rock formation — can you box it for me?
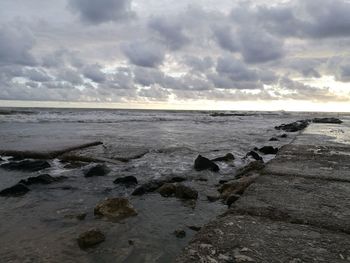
[211,153,235,162]
[0,183,30,197]
[312,117,342,124]
[275,120,310,132]
[94,198,137,221]
[236,161,265,178]
[77,228,105,249]
[0,160,50,172]
[194,155,219,172]
[113,176,138,187]
[219,174,259,199]
[84,164,110,177]
[259,146,279,155]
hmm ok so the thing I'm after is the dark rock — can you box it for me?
[175,184,198,200]
[275,120,310,132]
[0,157,4,162]
[226,194,240,206]
[219,175,259,199]
[77,228,105,249]
[236,161,265,178]
[64,213,87,221]
[132,180,164,196]
[0,160,50,172]
[174,229,186,238]
[0,183,30,197]
[84,164,110,177]
[207,195,220,202]
[113,176,138,187]
[157,183,176,197]
[128,240,134,246]
[313,117,342,124]
[188,225,201,231]
[19,174,66,186]
[259,146,279,155]
[280,133,288,138]
[211,153,235,162]
[94,198,137,221]
[219,180,229,184]
[168,176,187,183]
[194,155,219,172]
[245,151,263,161]
[269,137,279,141]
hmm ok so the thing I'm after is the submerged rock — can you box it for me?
[245,151,263,161]
[269,137,279,141]
[211,153,235,162]
[279,133,288,138]
[188,225,201,231]
[175,184,198,200]
[77,228,105,249]
[0,183,30,197]
[158,183,177,197]
[19,174,66,185]
[194,155,219,172]
[312,117,343,124]
[174,229,186,238]
[0,160,50,172]
[132,176,187,196]
[94,198,137,221]
[84,164,110,177]
[259,146,279,155]
[113,176,138,187]
[275,120,310,132]
[64,213,87,221]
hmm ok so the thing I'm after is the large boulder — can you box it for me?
[194,155,219,172]
[275,120,310,132]
[0,183,30,197]
[312,117,343,124]
[0,160,50,172]
[94,198,137,221]
[77,228,105,249]
[84,164,110,177]
[211,153,235,162]
[113,176,138,187]
[259,146,279,155]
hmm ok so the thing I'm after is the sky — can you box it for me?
[0,0,350,111]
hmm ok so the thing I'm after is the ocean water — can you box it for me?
[0,108,349,263]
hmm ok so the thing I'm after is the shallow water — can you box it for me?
[0,109,349,262]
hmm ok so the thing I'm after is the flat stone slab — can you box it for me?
[232,174,350,233]
[264,144,350,182]
[177,214,350,263]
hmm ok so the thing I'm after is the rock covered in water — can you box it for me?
[0,183,30,197]
[211,153,235,162]
[113,176,138,187]
[0,160,50,172]
[84,164,110,177]
[245,151,263,161]
[312,117,343,124]
[275,120,310,132]
[77,228,105,249]
[194,155,219,172]
[19,174,66,185]
[279,133,288,138]
[259,146,279,155]
[158,183,177,197]
[269,137,279,141]
[174,229,186,238]
[158,183,198,200]
[94,197,137,221]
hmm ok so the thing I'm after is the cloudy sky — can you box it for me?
[1,0,350,111]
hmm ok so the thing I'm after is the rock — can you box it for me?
[128,240,134,246]
[0,157,4,162]
[194,155,219,172]
[236,161,265,178]
[275,120,310,132]
[279,133,288,138]
[175,184,198,200]
[19,174,66,185]
[211,153,235,162]
[259,146,279,155]
[94,198,137,221]
[77,228,105,249]
[84,164,110,177]
[207,195,220,202]
[158,183,176,197]
[219,174,259,199]
[245,151,263,161]
[0,183,30,197]
[312,117,342,124]
[188,226,201,231]
[174,229,186,238]
[132,180,164,196]
[226,194,240,206]
[63,162,86,169]
[269,137,279,141]
[219,179,228,184]
[168,176,187,183]
[64,213,87,221]
[113,176,138,187]
[0,160,50,172]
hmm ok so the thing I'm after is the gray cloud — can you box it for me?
[68,0,135,24]
[82,64,106,83]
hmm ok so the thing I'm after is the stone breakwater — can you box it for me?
[177,122,350,263]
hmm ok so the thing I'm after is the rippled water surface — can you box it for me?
[0,108,349,262]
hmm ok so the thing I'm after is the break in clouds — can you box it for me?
[0,0,350,103]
